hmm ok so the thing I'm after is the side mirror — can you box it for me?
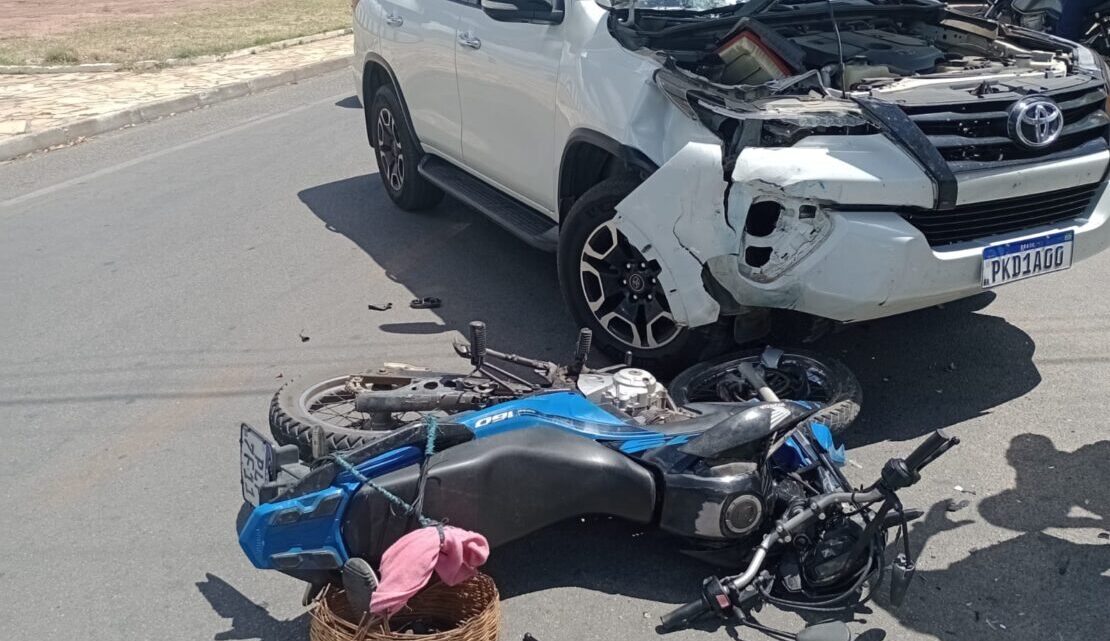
[480,0,565,24]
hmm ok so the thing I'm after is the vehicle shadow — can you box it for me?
[298,174,577,359]
[815,293,1041,447]
[196,572,309,641]
[300,173,1041,448]
[877,433,1109,641]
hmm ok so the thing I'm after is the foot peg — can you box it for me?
[568,328,592,376]
[342,557,379,616]
[469,321,487,368]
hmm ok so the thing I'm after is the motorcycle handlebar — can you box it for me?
[658,596,712,631]
[904,428,958,473]
[661,430,958,631]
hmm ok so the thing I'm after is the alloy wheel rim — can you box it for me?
[578,220,679,350]
[376,107,404,192]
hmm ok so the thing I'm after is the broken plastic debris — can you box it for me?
[946,499,970,513]
[410,297,442,309]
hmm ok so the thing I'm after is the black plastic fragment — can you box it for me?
[410,297,442,309]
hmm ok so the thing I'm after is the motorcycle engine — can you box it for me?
[577,368,670,415]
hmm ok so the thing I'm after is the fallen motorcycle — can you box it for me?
[237,325,954,640]
[267,324,861,459]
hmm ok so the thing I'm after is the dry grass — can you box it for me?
[0,0,350,66]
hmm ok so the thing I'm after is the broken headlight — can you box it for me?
[759,113,879,147]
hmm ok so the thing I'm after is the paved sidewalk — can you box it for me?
[0,34,352,161]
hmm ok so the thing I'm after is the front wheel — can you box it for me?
[557,177,722,374]
[669,348,862,434]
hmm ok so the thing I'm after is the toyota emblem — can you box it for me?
[1007,96,1064,149]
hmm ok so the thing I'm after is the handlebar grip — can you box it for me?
[659,598,711,632]
[904,429,956,472]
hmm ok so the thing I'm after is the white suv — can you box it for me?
[352,0,1110,367]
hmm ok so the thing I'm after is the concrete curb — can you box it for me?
[0,29,353,75]
[0,55,350,162]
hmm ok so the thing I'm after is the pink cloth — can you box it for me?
[369,525,489,618]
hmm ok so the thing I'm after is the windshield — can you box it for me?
[634,0,745,8]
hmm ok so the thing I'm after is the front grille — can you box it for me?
[900,183,1100,246]
[899,82,1110,169]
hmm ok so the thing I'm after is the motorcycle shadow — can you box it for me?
[487,517,711,604]
[196,572,309,641]
[874,433,1109,641]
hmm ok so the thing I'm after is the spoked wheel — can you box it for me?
[270,368,458,460]
[579,219,680,351]
[669,348,862,434]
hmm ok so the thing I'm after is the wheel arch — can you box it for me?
[558,129,658,223]
[361,54,420,150]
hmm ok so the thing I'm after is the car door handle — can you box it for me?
[385,13,403,27]
[458,32,481,50]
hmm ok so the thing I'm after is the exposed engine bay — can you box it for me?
[610,0,1089,101]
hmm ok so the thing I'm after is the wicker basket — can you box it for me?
[309,574,500,641]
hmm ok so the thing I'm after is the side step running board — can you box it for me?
[418,156,558,252]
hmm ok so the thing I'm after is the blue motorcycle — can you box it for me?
[237,324,956,641]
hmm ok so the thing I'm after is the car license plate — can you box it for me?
[240,423,273,507]
[981,231,1073,289]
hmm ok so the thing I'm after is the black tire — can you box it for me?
[269,368,456,460]
[668,348,861,434]
[557,177,723,375]
[367,84,443,211]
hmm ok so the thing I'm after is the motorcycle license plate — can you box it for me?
[981,231,1073,289]
[240,423,273,507]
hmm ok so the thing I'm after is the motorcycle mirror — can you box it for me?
[795,621,852,641]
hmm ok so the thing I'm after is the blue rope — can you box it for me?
[423,415,438,459]
[332,415,441,529]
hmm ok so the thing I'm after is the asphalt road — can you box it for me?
[1,71,1107,641]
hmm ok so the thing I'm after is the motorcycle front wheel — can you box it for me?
[668,348,862,434]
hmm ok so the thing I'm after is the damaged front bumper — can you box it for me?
[615,135,1110,327]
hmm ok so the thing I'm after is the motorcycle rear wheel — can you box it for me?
[269,367,459,460]
[668,348,861,434]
